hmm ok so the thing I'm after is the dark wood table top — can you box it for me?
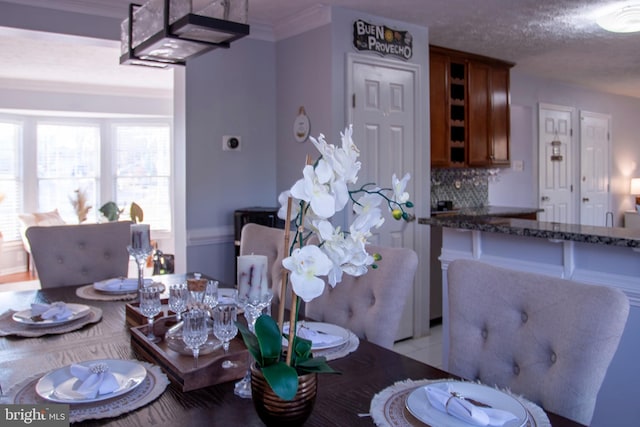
[0,284,584,426]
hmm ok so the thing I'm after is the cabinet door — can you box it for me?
[467,61,491,166]
[430,52,450,167]
[490,66,510,165]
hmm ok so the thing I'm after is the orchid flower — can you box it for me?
[392,173,411,204]
[279,125,412,303]
[290,165,336,219]
[282,245,333,302]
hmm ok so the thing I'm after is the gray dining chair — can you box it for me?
[305,243,418,349]
[446,259,629,425]
[26,221,132,289]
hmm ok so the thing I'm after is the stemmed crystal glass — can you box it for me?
[168,283,189,321]
[127,224,153,294]
[234,290,273,398]
[182,309,208,368]
[213,303,238,353]
[203,280,219,310]
[139,286,162,343]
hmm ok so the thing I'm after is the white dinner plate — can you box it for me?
[405,381,528,427]
[218,288,238,304]
[12,303,92,327]
[282,321,350,350]
[35,359,147,404]
[93,278,150,294]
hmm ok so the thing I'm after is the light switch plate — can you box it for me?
[512,160,524,172]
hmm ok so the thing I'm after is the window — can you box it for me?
[0,115,172,243]
[0,121,22,240]
[37,122,100,220]
[114,124,171,231]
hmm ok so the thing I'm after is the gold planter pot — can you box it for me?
[250,363,318,426]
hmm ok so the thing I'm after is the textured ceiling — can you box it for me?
[1,0,640,98]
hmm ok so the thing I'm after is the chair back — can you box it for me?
[26,221,132,288]
[238,223,289,308]
[305,244,418,349]
[447,259,629,425]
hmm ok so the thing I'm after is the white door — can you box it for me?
[538,103,575,223]
[347,54,418,340]
[580,111,611,226]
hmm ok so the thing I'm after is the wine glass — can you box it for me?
[182,309,208,368]
[187,275,207,307]
[203,280,219,310]
[168,283,189,321]
[139,286,162,343]
[234,290,273,398]
[127,224,153,295]
[213,303,238,353]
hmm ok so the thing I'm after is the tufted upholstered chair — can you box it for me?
[446,259,629,425]
[26,221,132,289]
[305,244,418,349]
[239,223,290,310]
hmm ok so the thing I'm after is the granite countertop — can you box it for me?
[428,205,542,217]
[419,215,640,248]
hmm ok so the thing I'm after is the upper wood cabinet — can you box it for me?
[430,45,514,168]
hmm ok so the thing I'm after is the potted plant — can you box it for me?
[237,125,413,424]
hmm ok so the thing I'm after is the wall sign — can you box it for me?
[293,106,310,143]
[353,19,413,60]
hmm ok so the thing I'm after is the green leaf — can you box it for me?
[254,315,283,364]
[236,321,263,365]
[262,362,300,401]
[297,357,341,374]
[405,201,414,208]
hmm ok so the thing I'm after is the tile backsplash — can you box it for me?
[431,168,501,209]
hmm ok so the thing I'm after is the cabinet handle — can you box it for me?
[582,197,590,202]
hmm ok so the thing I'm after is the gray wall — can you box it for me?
[185,38,277,283]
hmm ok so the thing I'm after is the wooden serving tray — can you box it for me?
[130,316,249,392]
[125,299,171,327]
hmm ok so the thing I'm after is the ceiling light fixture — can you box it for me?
[120,0,250,68]
[596,3,640,33]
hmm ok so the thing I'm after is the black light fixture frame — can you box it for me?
[120,0,250,67]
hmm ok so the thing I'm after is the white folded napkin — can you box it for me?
[283,323,344,348]
[424,383,518,426]
[69,362,120,399]
[30,302,73,320]
[95,277,152,291]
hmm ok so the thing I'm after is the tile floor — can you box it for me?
[392,324,443,369]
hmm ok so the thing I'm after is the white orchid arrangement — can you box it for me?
[237,124,413,401]
[279,124,413,302]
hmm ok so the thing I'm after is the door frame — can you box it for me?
[345,53,429,338]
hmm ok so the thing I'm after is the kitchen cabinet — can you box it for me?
[430,45,514,168]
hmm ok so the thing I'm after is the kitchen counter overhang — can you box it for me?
[420,216,640,248]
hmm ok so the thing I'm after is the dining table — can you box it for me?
[0,275,585,427]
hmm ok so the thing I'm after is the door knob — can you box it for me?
[541,196,549,202]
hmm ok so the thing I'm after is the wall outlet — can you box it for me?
[223,135,241,151]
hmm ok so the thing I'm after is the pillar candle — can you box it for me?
[237,254,269,302]
[131,223,151,251]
